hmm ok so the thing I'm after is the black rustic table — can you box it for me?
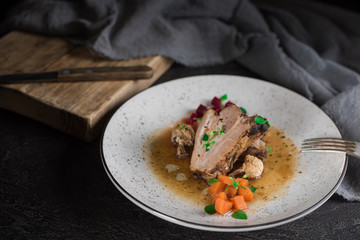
[1,62,359,239]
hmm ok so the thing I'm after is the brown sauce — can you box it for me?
[255,127,299,202]
[143,125,299,206]
[143,127,211,206]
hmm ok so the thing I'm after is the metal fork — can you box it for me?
[301,138,360,159]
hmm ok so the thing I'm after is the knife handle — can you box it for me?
[57,65,153,81]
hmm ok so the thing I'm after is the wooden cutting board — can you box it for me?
[0,31,173,141]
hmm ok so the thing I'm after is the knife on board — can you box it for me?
[0,65,154,84]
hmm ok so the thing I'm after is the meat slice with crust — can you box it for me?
[190,104,260,181]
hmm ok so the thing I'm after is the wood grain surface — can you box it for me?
[0,31,173,141]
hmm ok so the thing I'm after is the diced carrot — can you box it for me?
[218,175,233,185]
[225,185,237,197]
[235,178,249,187]
[212,191,227,204]
[215,198,233,215]
[238,186,254,201]
[208,181,226,196]
[230,195,248,210]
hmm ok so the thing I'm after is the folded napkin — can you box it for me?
[4,0,360,200]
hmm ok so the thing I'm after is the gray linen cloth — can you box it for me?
[4,0,360,200]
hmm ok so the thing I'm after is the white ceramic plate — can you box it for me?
[101,75,347,232]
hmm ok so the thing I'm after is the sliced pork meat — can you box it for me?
[226,120,266,168]
[244,138,267,160]
[171,124,195,159]
[190,104,261,181]
[189,103,270,181]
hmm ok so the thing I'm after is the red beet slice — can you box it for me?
[212,105,222,114]
[211,97,221,107]
[196,104,208,117]
[187,112,198,124]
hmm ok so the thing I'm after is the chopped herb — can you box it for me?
[254,116,270,127]
[202,133,209,142]
[240,107,247,114]
[228,177,239,190]
[232,180,238,189]
[254,116,266,124]
[242,174,248,179]
[208,178,220,184]
[220,94,228,101]
[204,204,216,215]
[249,186,257,193]
[202,127,224,152]
[176,124,188,130]
[194,117,202,121]
[265,121,270,127]
[266,146,273,152]
[205,143,211,151]
[232,210,247,219]
[217,127,224,135]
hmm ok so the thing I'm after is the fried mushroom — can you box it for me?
[171,124,195,158]
[229,155,264,179]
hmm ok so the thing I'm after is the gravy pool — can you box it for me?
[143,125,299,206]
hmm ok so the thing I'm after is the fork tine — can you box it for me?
[302,142,355,150]
[302,138,355,149]
[300,148,348,153]
[301,145,355,151]
[301,138,359,158]
[303,138,355,145]
[301,138,356,153]
[302,141,354,146]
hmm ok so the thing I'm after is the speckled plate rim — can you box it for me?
[100,75,348,232]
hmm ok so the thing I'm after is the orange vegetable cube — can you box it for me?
[225,185,237,197]
[218,175,233,185]
[208,181,226,196]
[236,178,249,187]
[215,198,233,215]
[230,195,248,210]
[212,191,227,204]
[238,186,254,201]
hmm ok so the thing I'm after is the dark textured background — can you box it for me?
[1,63,360,239]
[1,0,360,239]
